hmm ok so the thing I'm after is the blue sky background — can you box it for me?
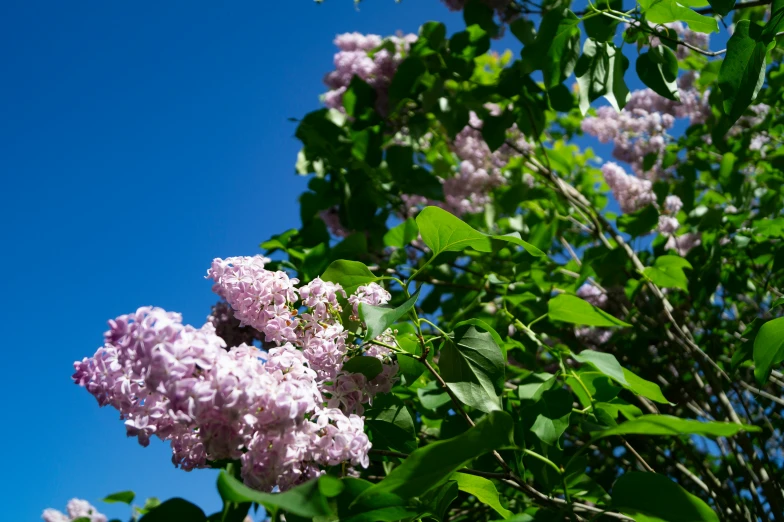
[0,1,464,519]
[0,0,733,520]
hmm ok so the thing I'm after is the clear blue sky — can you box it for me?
[0,1,463,520]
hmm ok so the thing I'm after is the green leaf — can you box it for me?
[767,0,784,36]
[593,414,760,439]
[522,9,581,89]
[366,396,417,453]
[342,356,384,380]
[716,20,768,136]
[384,218,419,248]
[622,368,670,404]
[575,39,630,114]
[573,350,670,404]
[482,110,515,152]
[103,491,135,505]
[322,260,379,296]
[139,498,207,522]
[707,0,735,16]
[217,472,341,518]
[492,232,547,257]
[573,350,629,386]
[548,294,631,327]
[440,325,506,412]
[612,472,719,521]
[753,316,784,385]
[617,205,659,238]
[351,411,513,506]
[417,380,452,410]
[452,473,512,519]
[583,0,623,41]
[518,373,557,401]
[416,206,493,257]
[638,0,719,33]
[530,388,573,446]
[636,47,680,102]
[359,290,420,340]
[343,76,377,122]
[643,255,692,291]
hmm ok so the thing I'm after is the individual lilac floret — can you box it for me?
[577,283,608,308]
[43,499,107,522]
[206,256,300,345]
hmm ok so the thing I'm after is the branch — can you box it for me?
[695,0,771,14]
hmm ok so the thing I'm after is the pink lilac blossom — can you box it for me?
[601,162,656,213]
[43,499,107,522]
[323,32,417,114]
[348,282,392,320]
[575,327,613,346]
[664,195,683,214]
[582,76,710,178]
[401,110,533,217]
[658,215,680,234]
[319,207,350,238]
[665,232,702,255]
[74,305,369,491]
[577,283,608,308]
[76,261,404,491]
[206,256,300,344]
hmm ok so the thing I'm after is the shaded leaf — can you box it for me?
[217,472,341,518]
[342,356,383,380]
[612,472,719,521]
[753,316,784,385]
[440,325,506,412]
[352,411,513,506]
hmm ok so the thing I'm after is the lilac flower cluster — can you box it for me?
[323,32,417,115]
[402,110,533,217]
[582,76,710,178]
[74,257,402,492]
[601,162,684,235]
[665,232,702,255]
[601,162,656,213]
[577,283,608,308]
[43,500,107,522]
